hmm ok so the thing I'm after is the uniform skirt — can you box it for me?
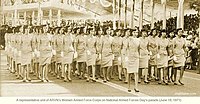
[168,55,174,67]
[56,50,62,63]
[76,50,87,63]
[101,52,113,68]
[128,53,139,73]
[15,51,21,64]
[149,54,157,66]
[62,51,74,64]
[139,55,149,68]
[87,53,97,66]
[96,53,101,65]
[174,54,186,68]
[157,53,168,68]
[39,50,52,65]
[113,52,121,66]
[21,51,32,65]
[121,54,128,69]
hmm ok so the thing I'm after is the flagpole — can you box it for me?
[139,0,144,30]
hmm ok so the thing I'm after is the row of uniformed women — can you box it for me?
[5,25,52,82]
[5,25,186,92]
[146,28,186,86]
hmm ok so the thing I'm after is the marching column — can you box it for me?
[139,0,144,30]
[177,0,184,29]
[130,0,135,29]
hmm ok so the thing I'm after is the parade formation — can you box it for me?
[3,22,195,93]
[0,0,200,95]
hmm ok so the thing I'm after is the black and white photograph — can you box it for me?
[0,0,200,103]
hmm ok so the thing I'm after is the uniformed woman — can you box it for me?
[167,30,175,83]
[55,27,64,79]
[101,27,113,82]
[95,27,103,79]
[76,26,87,79]
[62,26,74,82]
[127,28,140,92]
[38,25,52,82]
[157,29,169,85]
[50,27,57,76]
[121,28,129,83]
[148,29,158,81]
[112,29,123,81]
[86,27,97,82]
[10,27,16,74]
[138,29,150,84]
[173,28,186,85]
[21,26,32,82]
[15,26,22,79]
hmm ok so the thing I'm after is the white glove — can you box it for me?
[32,52,35,57]
[87,50,91,55]
[173,56,177,61]
[5,46,7,51]
[36,51,40,57]
[149,51,152,56]
[18,51,21,56]
[14,49,18,55]
[112,54,115,60]
[125,57,128,62]
[61,51,64,57]
[74,51,78,58]
[52,49,56,55]
[98,53,102,59]
[157,54,160,59]
[118,57,121,62]
[34,49,37,53]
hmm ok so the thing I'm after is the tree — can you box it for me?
[190,0,200,12]
[189,0,200,35]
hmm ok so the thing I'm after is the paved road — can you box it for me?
[1,50,200,97]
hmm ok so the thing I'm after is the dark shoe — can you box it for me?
[158,82,162,84]
[134,88,139,92]
[174,82,178,85]
[103,80,107,83]
[27,79,31,82]
[144,81,150,84]
[86,79,89,82]
[119,78,122,81]
[64,79,67,82]
[46,79,49,82]
[155,78,159,81]
[128,89,131,92]
[92,79,96,82]
[164,81,168,85]
[107,77,110,81]
[124,82,128,84]
[178,80,184,85]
